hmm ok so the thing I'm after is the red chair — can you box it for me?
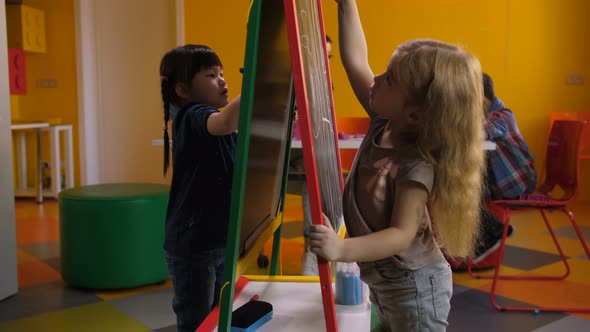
[550,112,590,159]
[469,120,590,313]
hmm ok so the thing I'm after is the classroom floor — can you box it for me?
[1,195,590,332]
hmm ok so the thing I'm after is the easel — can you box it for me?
[198,0,344,331]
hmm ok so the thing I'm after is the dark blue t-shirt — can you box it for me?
[164,102,237,256]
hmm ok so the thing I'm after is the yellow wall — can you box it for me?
[184,0,590,199]
[9,0,79,186]
[184,1,251,107]
[506,0,590,198]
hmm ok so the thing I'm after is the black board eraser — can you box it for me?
[230,300,273,332]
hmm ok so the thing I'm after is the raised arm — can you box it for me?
[207,95,241,136]
[337,0,374,113]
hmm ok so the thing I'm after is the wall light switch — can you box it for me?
[566,73,584,85]
[37,79,59,88]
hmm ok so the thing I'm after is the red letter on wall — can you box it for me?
[8,48,26,95]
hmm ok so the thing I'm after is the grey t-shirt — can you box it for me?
[343,116,444,270]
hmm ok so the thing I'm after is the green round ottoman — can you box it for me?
[59,183,169,289]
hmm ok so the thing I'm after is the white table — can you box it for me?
[150,138,365,149]
[482,140,497,150]
[11,122,49,203]
[292,139,497,150]
[290,138,364,149]
[212,280,371,332]
[152,138,496,150]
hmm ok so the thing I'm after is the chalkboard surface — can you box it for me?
[291,0,344,230]
[236,0,294,256]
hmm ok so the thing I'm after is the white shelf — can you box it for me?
[41,125,74,197]
[11,123,74,203]
[14,188,58,198]
[10,122,49,130]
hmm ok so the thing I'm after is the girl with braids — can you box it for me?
[159,44,241,332]
[309,1,485,330]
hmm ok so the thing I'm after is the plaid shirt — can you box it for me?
[485,98,537,199]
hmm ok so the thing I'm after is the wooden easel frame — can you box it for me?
[212,1,343,331]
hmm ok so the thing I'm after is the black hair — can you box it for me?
[159,44,222,175]
[325,34,332,44]
[482,72,495,101]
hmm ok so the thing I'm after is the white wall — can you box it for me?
[76,0,177,184]
[0,0,19,300]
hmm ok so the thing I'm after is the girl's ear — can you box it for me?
[175,82,189,100]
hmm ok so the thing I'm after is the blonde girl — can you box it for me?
[310,1,485,330]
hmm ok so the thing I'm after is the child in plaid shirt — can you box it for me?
[482,73,536,200]
[473,73,536,263]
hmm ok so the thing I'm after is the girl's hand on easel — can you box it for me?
[309,215,344,261]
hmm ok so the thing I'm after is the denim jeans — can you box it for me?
[165,248,225,332]
[358,259,452,331]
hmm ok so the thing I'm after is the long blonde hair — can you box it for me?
[395,39,485,258]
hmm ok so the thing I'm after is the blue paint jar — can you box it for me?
[335,262,363,305]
